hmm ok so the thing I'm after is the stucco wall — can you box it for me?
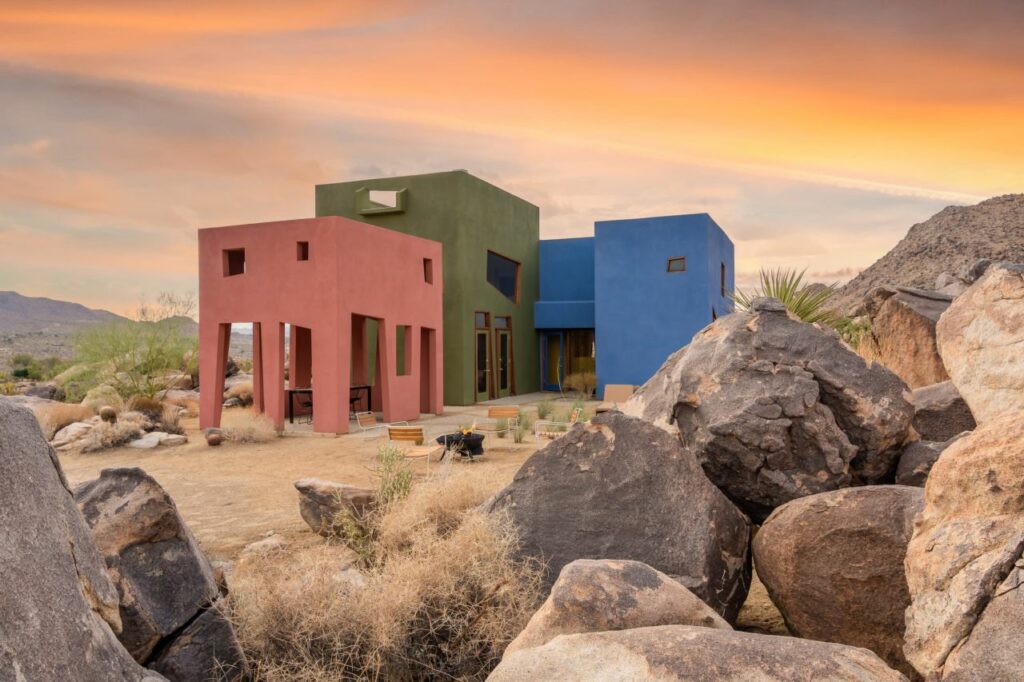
[594,213,733,393]
[535,237,596,329]
[315,170,539,405]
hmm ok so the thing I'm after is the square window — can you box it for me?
[494,316,510,329]
[486,250,520,302]
[474,312,490,328]
[423,258,434,284]
[666,256,686,273]
[223,248,245,276]
[297,241,309,261]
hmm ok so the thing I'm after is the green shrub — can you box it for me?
[0,381,17,396]
[81,385,123,413]
[732,268,841,326]
[535,399,554,420]
[10,354,70,382]
[375,444,413,508]
[834,315,871,347]
[495,417,509,438]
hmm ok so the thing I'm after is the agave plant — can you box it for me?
[731,268,841,326]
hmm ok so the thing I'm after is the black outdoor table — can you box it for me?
[436,432,486,459]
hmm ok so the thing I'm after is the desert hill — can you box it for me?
[833,194,1024,313]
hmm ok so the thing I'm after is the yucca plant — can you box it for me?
[731,268,841,326]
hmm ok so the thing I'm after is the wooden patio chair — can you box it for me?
[354,411,408,440]
[386,425,442,466]
[595,384,637,413]
[534,407,584,439]
[474,406,520,434]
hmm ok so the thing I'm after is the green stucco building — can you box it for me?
[315,170,540,406]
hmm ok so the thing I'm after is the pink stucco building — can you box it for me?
[198,216,444,434]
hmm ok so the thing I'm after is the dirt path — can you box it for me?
[59,414,536,561]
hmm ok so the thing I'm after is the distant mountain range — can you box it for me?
[0,291,251,369]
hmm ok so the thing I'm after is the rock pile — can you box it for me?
[486,411,752,621]
[860,286,951,388]
[622,297,913,521]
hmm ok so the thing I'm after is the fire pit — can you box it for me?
[436,432,485,459]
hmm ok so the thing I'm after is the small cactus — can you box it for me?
[98,405,118,423]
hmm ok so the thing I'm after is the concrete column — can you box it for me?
[312,315,350,434]
[262,321,286,431]
[199,321,230,430]
[376,320,393,423]
[291,326,312,389]
[251,321,264,414]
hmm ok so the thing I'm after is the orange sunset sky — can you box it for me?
[1,0,1022,314]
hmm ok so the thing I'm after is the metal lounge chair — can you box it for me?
[354,411,408,441]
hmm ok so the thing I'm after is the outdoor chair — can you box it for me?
[354,411,408,438]
[534,407,584,439]
[595,384,637,414]
[474,406,520,435]
[295,393,314,424]
[386,425,443,467]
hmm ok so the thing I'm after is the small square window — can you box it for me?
[474,312,490,328]
[666,256,686,273]
[423,258,434,284]
[297,241,309,261]
[494,316,510,329]
[223,248,245,276]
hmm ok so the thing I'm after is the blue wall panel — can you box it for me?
[594,214,733,394]
[534,237,596,329]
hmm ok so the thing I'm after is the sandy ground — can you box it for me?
[59,406,540,561]
[57,398,786,633]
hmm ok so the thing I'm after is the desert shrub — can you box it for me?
[0,381,17,396]
[167,397,199,418]
[33,402,95,441]
[231,469,543,681]
[535,399,554,420]
[223,413,278,443]
[512,413,531,444]
[495,417,509,438]
[225,382,254,406]
[74,291,198,399]
[157,404,185,435]
[79,412,149,452]
[235,358,254,372]
[834,315,871,348]
[732,267,842,326]
[10,353,70,381]
[128,395,165,421]
[374,444,414,508]
[81,384,124,413]
[564,371,597,397]
[53,363,104,403]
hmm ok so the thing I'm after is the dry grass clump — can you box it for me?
[158,404,185,435]
[230,469,543,681]
[79,411,149,452]
[225,382,254,406]
[223,412,278,443]
[167,397,199,418]
[128,395,165,420]
[33,402,94,440]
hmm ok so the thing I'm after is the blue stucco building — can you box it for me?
[535,213,734,395]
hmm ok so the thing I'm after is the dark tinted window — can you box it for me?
[487,251,519,302]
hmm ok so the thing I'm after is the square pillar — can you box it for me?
[199,321,231,430]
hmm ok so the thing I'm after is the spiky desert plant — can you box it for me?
[731,268,841,326]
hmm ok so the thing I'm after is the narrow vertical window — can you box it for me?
[721,262,726,297]
[423,258,434,284]
[297,241,309,261]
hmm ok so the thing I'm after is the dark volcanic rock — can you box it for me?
[0,399,160,681]
[489,625,906,681]
[624,297,914,521]
[486,411,752,622]
[149,601,248,681]
[753,486,924,676]
[294,478,377,537]
[74,467,247,680]
[910,381,976,442]
[895,436,964,487]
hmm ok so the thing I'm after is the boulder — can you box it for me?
[74,468,248,678]
[863,287,951,389]
[488,626,907,682]
[505,559,729,656]
[753,486,923,676]
[910,381,975,441]
[148,601,248,681]
[0,399,161,681]
[52,419,94,446]
[127,431,187,449]
[895,436,964,487]
[486,412,751,622]
[903,412,1024,680]
[24,381,64,401]
[936,262,1024,424]
[623,297,914,521]
[294,478,377,537]
[205,428,224,446]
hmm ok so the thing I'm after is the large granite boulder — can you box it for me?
[504,559,729,657]
[863,286,952,389]
[904,412,1024,680]
[74,467,248,680]
[623,297,914,521]
[0,399,161,681]
[753,486,923,676]
[488,625,907,681]
[895,435,965,487]
[910,381,975,442]
[486,412,752,622]
[294,478,377,537]
[936,262,1024,424]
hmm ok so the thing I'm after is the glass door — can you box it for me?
[496,330,512,398]
[542,331,564,392]
[475,330,492,402]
